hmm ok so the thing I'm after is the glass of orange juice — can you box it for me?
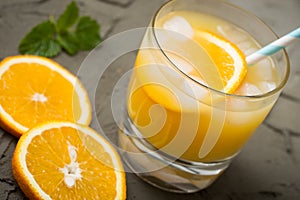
[119,0,289,193]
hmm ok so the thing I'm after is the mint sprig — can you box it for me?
[18,1,102,57]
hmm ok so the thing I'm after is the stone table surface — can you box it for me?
[0,0,300,199]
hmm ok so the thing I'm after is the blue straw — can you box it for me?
[246,27,300,65]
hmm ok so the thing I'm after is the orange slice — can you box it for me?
[12,121,126,200]
[132,30,246,112]
[193,30,247,93]
[0,55,91,137]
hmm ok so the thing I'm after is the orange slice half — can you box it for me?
[12,121,126,200]
[193,30,247,93]
[0,55,92,137]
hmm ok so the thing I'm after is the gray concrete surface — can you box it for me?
[0,0,300,199]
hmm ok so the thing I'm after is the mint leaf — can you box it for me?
[56,1,79,32]
[57,32,79,55]
[18,20,61,57]
[18,1,102,58]
[76,16,102,50]
[56,16,101,55]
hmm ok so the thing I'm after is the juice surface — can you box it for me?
[127,11,278,162]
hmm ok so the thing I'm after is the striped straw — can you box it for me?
[246,27,300,65]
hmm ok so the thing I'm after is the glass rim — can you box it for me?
[151,0,290,99]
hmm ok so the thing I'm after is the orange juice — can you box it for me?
[126,11,279,162]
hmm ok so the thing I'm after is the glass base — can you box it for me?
[118,116,232,193]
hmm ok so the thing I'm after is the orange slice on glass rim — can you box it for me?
[12,121,126,200]
[0,55,91,137]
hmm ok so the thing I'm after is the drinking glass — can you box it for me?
[118,0,289,193]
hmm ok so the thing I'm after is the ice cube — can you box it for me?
[161,64,183,83]
[217,25,248,44]
[251,58,274,81]
[163,16,194,40]
[237,41,253,52]
[228,98,248,110]
[217,24,260,57]
[259,81,276,93]
[235,82,262,96]
[168,54,195,74]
